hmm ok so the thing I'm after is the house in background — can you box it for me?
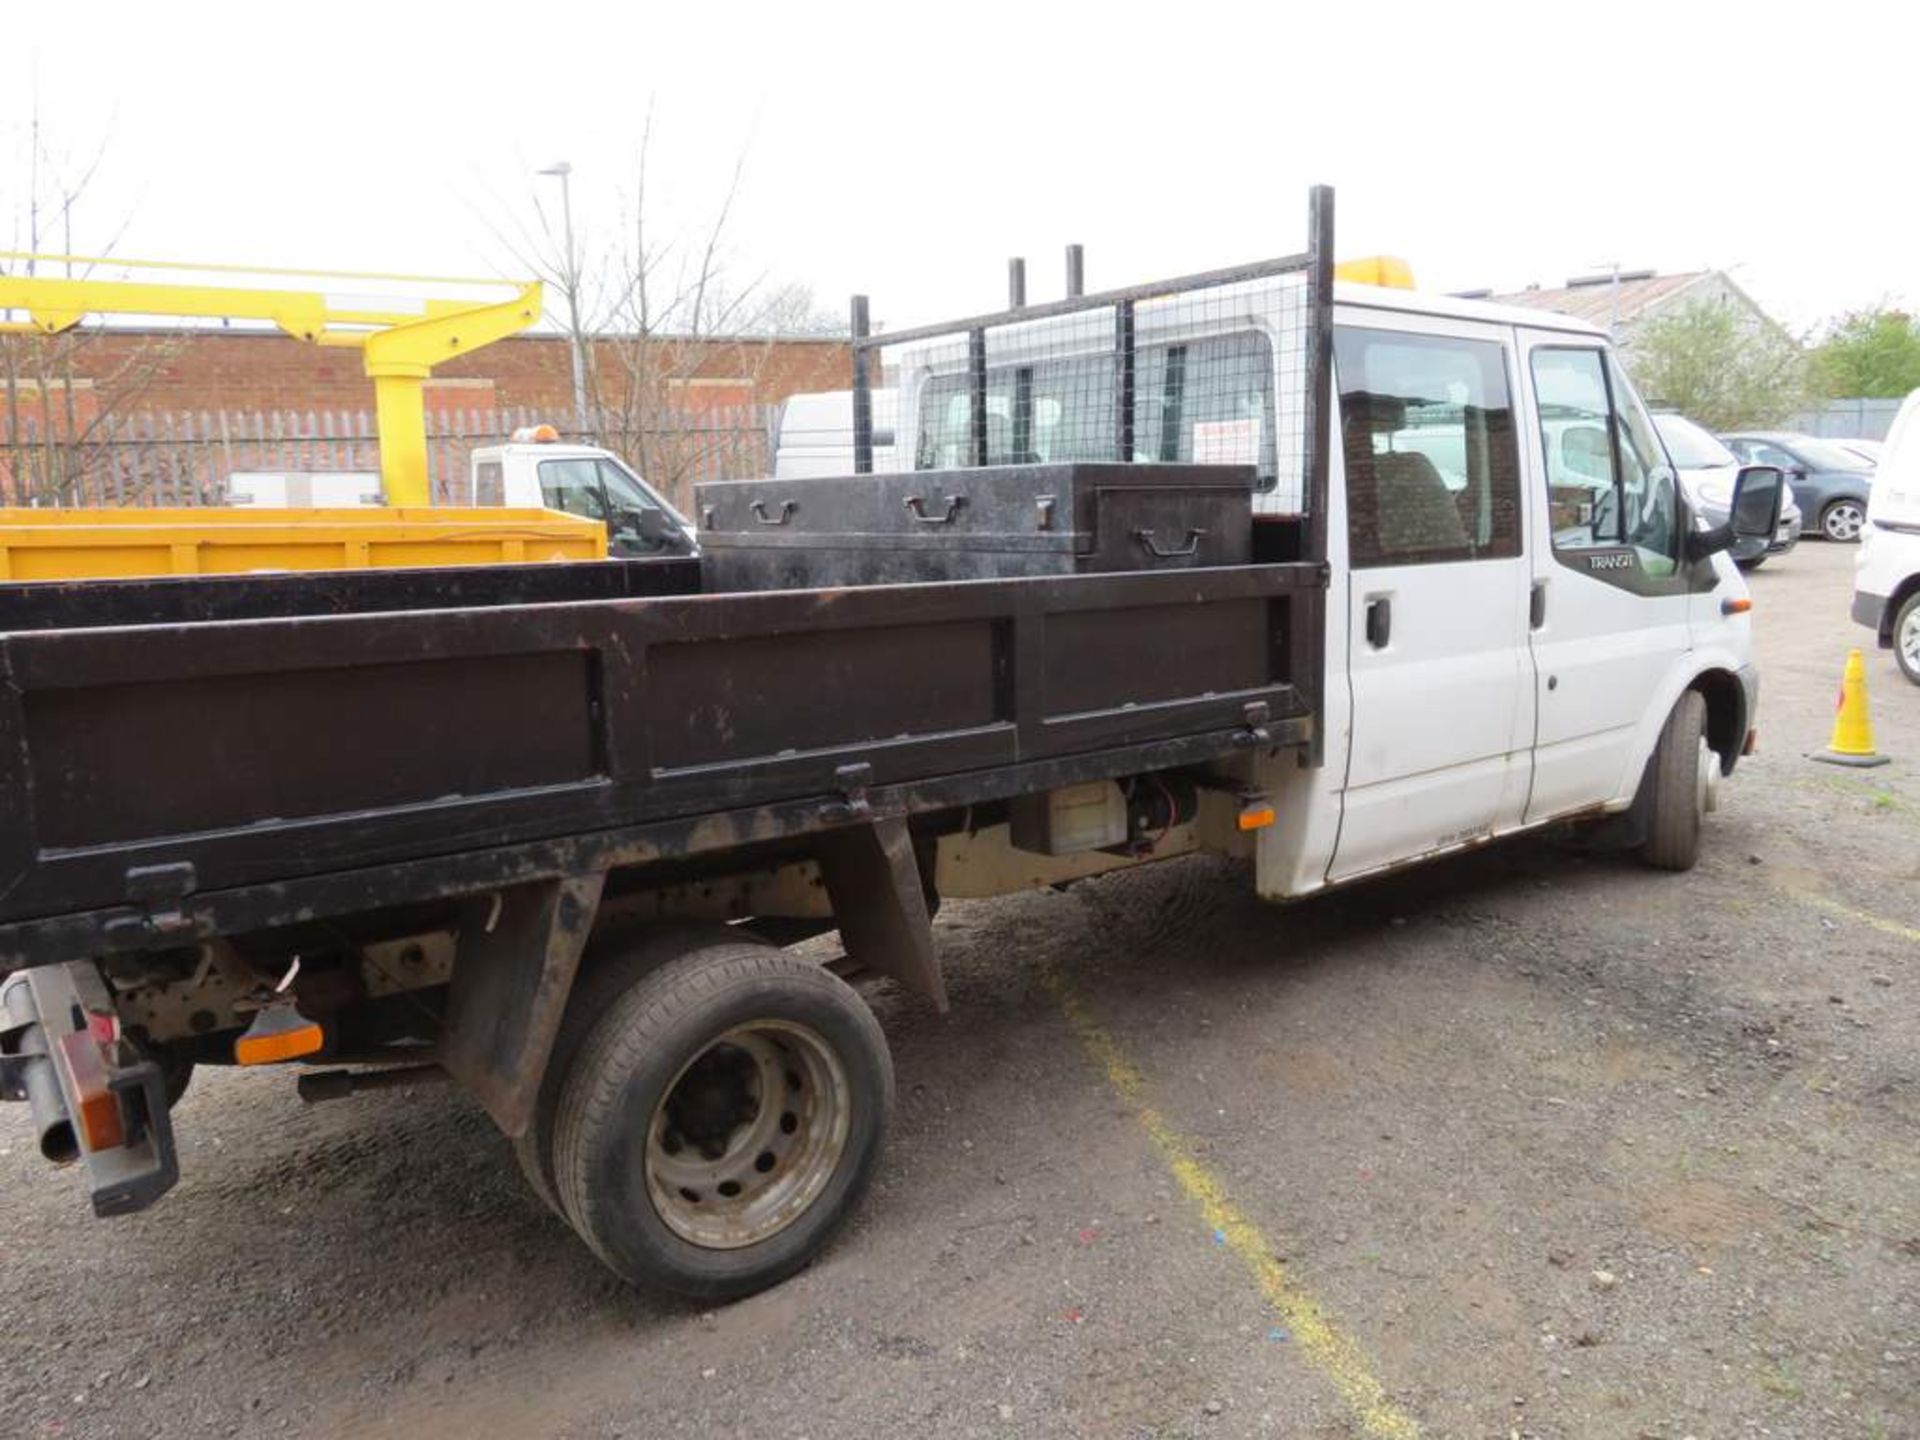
[1472,269,1787,359]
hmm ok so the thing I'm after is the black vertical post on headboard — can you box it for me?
[1303,185,1335,567]
[850,293,873,476]
[967,328,989,469]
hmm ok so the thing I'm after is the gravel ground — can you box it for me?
[2,539,1916,1440]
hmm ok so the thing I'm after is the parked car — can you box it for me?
[1834,437,1885,469]
[1852,389,1920,683]
[1721,431,1874,542]
[1653,413,1801,568]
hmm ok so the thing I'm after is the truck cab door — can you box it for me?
[1327,318,1535,883]
[1519,337,1693,820]
[596,459,696,557]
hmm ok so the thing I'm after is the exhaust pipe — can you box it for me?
[2,975,79,1165]
[22,1047,78,1164]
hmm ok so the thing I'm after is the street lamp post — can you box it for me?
[537,161,590,435]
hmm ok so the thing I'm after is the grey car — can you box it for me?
[1651,413,1802,568]
[1721,432,1874,542]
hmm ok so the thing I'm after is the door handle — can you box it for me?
[1530,579,1548,629]
[1365,596,1392,649]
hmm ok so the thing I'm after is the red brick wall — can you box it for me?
[50,331,855,416]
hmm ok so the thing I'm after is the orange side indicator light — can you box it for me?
[235,1005,325,1066]
[1722,596,1753,615]
[1237,801,1277,832]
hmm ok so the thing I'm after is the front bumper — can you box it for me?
[1770,513,1803,554]
[1852,589,1890,643]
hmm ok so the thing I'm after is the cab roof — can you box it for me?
[1333,280,1607,337]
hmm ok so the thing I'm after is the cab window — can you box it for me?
[1530,348,1679,578]
[537,458,609,520]
[1335,327,1522,567]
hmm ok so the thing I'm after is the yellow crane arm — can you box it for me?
[0,262,542,507]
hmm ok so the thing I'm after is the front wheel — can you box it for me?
[552,940,892,1300]
[1821,498,1866,543]
[1640,690,1713,872]
[1895,591,1920,686]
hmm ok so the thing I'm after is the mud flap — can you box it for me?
[441,871,606,1138]
[816,813,947,1011]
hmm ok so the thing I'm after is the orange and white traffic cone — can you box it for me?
[1811,648,1891,768]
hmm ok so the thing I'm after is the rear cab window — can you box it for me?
[1334,326,1522,567]
[914,330,1279,489]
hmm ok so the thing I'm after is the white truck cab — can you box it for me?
[467,432,699,557]
[1851,386,1920,683]
[885,275,1780,893]
[226,429,699,560]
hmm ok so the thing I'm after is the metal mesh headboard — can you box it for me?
[850,185,1334,555]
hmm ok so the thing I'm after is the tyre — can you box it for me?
[1640,690,1712,872]
[1895,591,1920,687]
[1735,555,1765,572]
[552,940,892,1299]
[1821,498,1866,543]
[514,921,757,1218]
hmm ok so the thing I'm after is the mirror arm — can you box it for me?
[1686,521,1734,563]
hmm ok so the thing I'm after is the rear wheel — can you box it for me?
[1821,498,1866,542]
[552,941,891,1299]
[1640,690,1712,872]
[514,922,759,1217]
[1895,591,1920,686]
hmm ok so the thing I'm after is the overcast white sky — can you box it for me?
[7,1,1917,337]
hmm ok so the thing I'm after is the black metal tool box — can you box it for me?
[695,462,1255,591]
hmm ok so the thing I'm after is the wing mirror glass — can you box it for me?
[1730,465,1785,541]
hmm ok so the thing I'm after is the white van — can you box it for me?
[887,276,1784,883]
[773,389,899,477]
[1851,387,1920,683]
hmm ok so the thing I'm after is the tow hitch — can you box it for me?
[0,962,179,1215]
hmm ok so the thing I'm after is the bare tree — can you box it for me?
[482,108,845,510]
[1,96,182,505]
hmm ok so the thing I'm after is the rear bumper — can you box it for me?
[0,963,178,1216]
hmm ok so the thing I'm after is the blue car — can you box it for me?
[1721,432,1874,542]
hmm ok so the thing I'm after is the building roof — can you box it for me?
[1487,271,1713,328]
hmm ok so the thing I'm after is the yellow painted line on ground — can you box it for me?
[1044,967,1420,1440]
[1792,888,1920,945]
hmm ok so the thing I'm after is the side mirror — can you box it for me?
[1731,465,1785,539]
[1689,464,1783,562]
[611,505,680,555]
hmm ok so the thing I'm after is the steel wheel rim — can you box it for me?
[644,1020,851,1250]
[1900,606,1920,674]
[1697,738,1720,816]
[1825,502,1864,541]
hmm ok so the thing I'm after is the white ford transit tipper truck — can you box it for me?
[0,188,1784,1306]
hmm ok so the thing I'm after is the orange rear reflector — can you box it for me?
[1237,803,1277,832]
[75,1088,125,1152]
[235,1008,324,1066]
[1721,597,1752,615]
[56,1030,126,1151]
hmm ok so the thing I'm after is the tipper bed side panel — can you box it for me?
[0,564,1316,931]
